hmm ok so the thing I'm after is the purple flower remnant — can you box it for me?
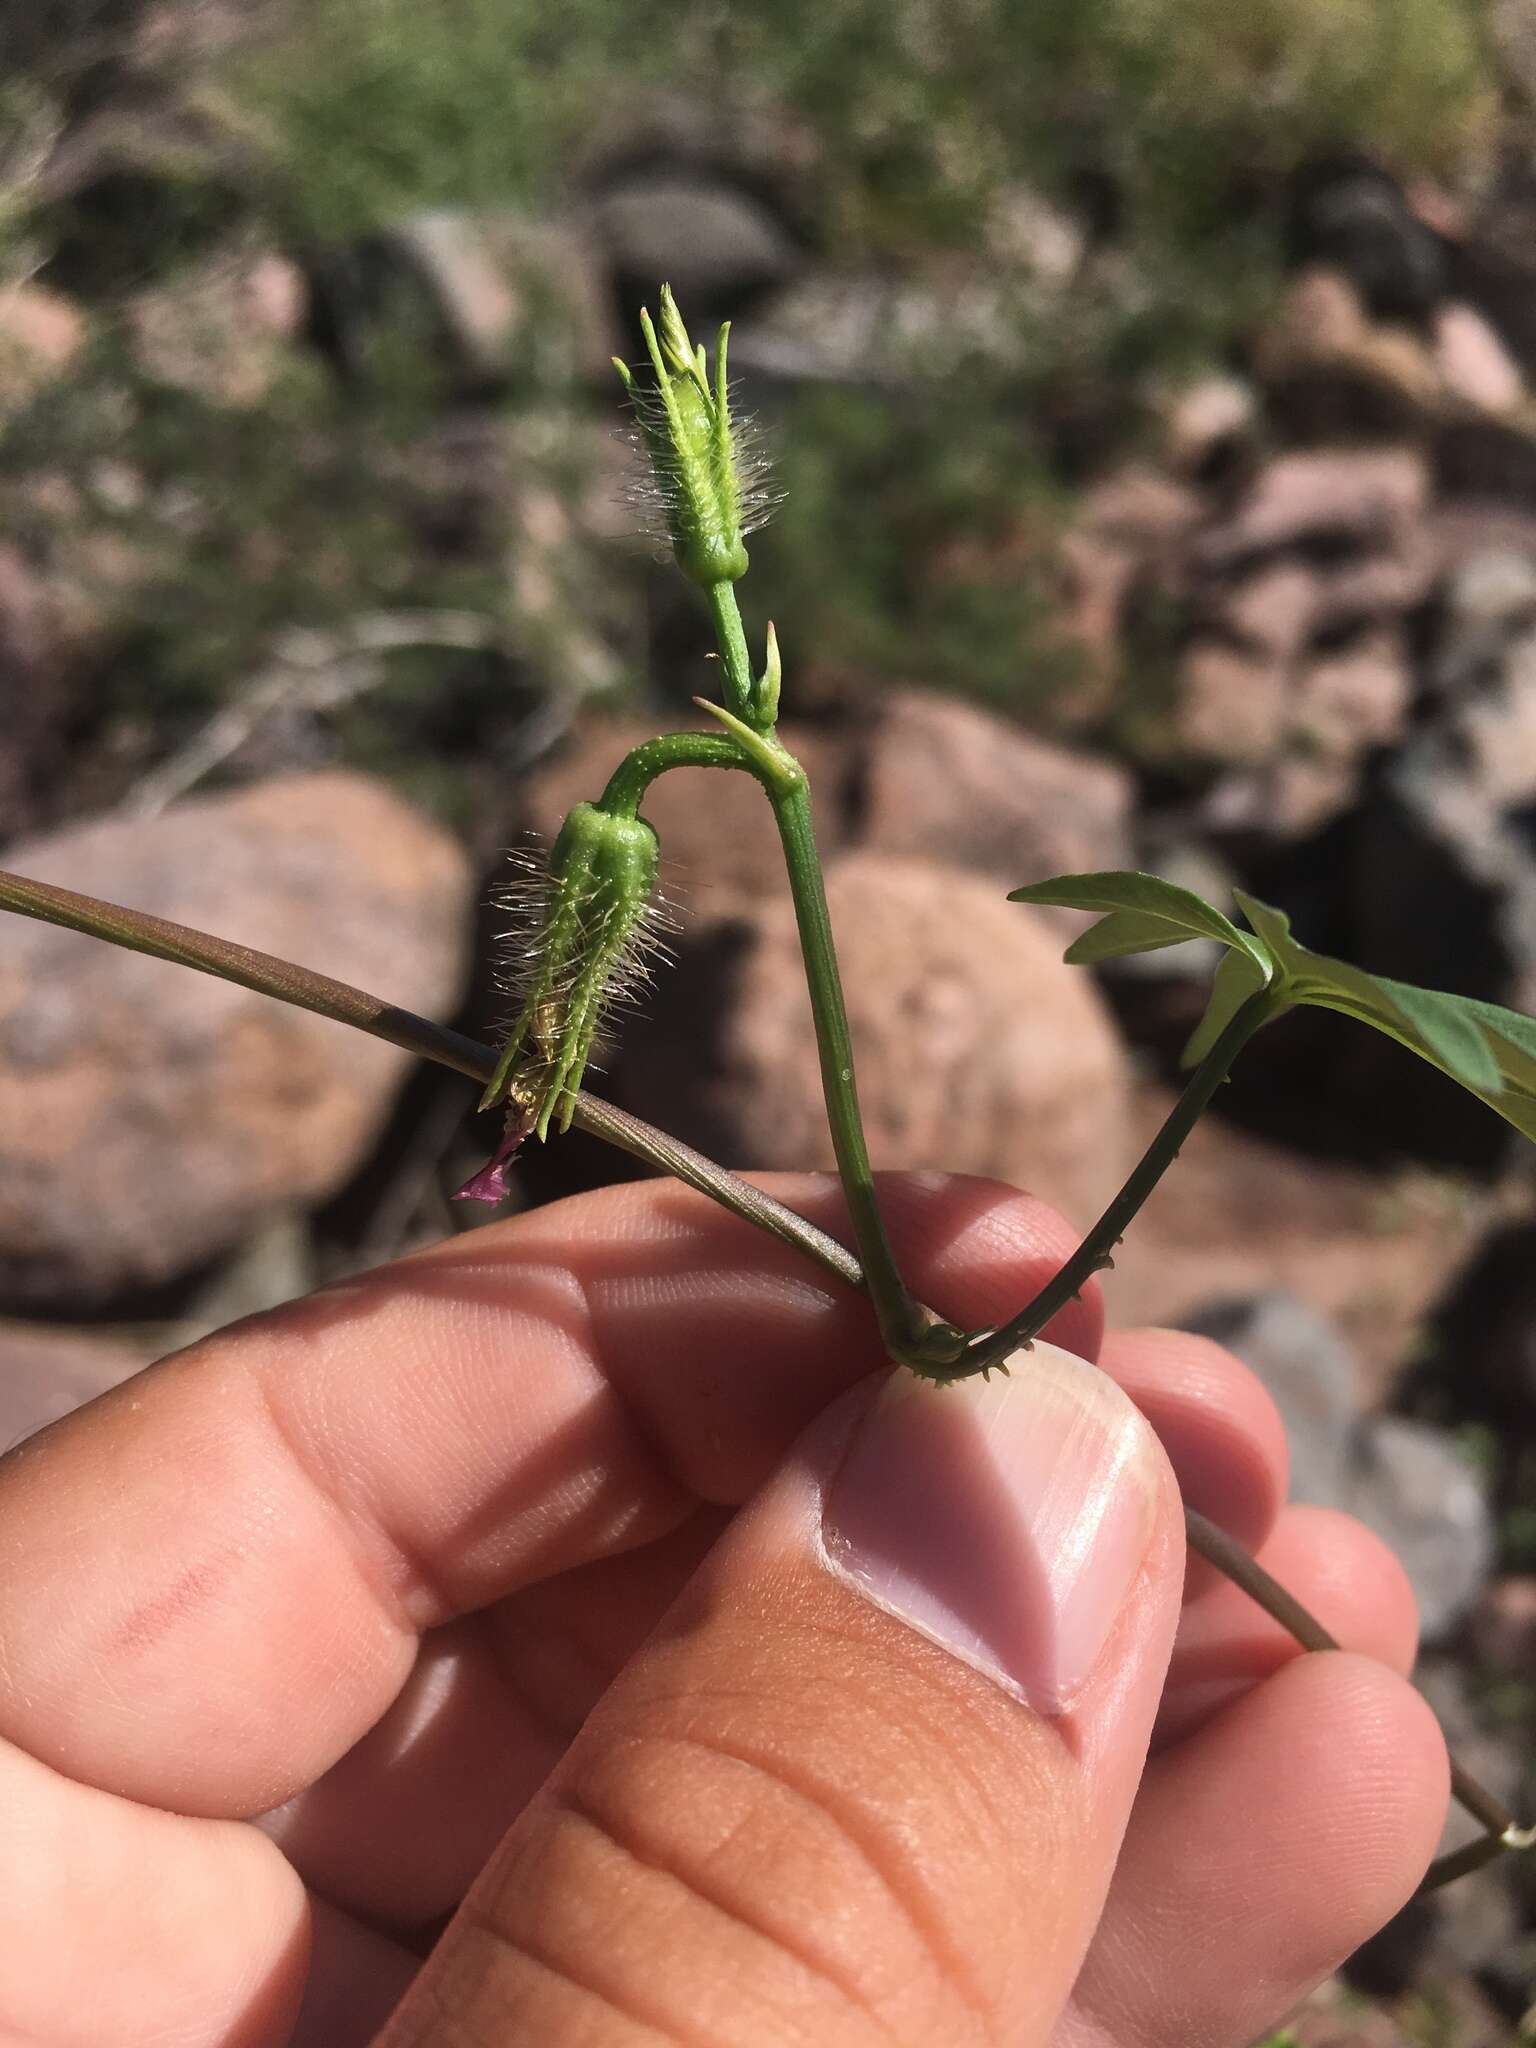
[451,1108,534,1206]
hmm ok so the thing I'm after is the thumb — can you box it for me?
[381,1343,1183,2048]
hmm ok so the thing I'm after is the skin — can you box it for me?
[0,1171,1447,2047]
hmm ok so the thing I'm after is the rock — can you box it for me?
[1201,752,1362,841]
[0,1322,153,1450]
[1293,629,1411,759]
[1194,629,1411,842]
[730,269,1024,386]
[588,174,801,314]
[1351,1418,1494,1643]
[984,182,1087,289]
[1180,1294,1493,1641]
[1220,561,1320,662]
[0,282,86,406]
[1255,266,1374,375]
[1286,157,1447,326]
[1163,374,1258,481]
[475,213,617,380]
[856,691,1133,898]
[1107,1102,1491,1395]
[1057,468,1203,713]
[175,1210,315,1340]
[1352,548,1536,1020]
[125,243,306,407]
[1081,467,1204,555]
[1435,417,1536,506]
[1182,1291,1360,1506]
[1469,1574,1536,1675]
[1434,301,1526,414]
[0,773,473,1309]
[306,210,614,392]
[609,853,1135,1232]
[1175,449,1426,827]
[1194,449,1429,575]
[1254,267,1443,428]
[1177,640,1290,765]
[404,210,614,383]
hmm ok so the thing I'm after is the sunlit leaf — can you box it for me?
[1009,871,1270,973]
[1015,870,1536,1145]
[1231,890,1536,1142]
[1180,945,1272,1066]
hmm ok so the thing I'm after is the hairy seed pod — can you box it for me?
[476,801,665,1145]
[614,285,763,588]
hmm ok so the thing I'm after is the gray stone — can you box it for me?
[1182,1293,1493,1641]
[311,209,616,390]
[1182,1292,1361,1507]
[729,270,1032,386]
[1350,1419,1494,1644]
[588,175,800,307]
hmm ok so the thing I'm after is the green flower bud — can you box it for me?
[480,801,665,1139]
[615,285,765,588]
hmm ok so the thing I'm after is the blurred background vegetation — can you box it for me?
[0,0,1512,838]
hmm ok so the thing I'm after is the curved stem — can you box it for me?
[598,729,749,817]
[959,990,1279,1378]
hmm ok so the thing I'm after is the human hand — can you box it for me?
[0,1173,1447,2045]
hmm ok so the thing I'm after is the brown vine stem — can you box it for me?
[0,863,1521,1889]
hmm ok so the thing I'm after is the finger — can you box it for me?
[265,1327,1287,1932]
[1156,1503,1421,1748]
[1095,1328,1287,1565]
[289,1899,417,2048]
[260,1512,730,1930]
[381,1343,1186,2048]
[1059,1652,1448,2048]
[0,1173,1097,1817]
[0,1733,308,2046]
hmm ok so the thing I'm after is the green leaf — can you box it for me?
[1010,871,1270,973]
[1231,890,1536,1142]
[1181,945,1272,1066]
[1016,872,1536,1148]
[1378,982,1501,1093]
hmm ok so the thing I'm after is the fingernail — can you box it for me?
[821,1343,1162,1713]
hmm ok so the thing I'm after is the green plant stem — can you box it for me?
[707,581,758,726]
[598,729,748,816]
[767,779,958,1365]
[0,863,1522,1868]
[959,989,1279,1378]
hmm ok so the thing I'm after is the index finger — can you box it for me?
[0,1172,1099,1820]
